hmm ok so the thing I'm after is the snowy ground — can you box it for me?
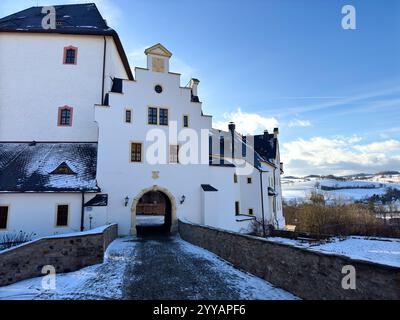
[282,177,398,203]
[0,236,298,300]
[266,236,400,267]
[0,237,133,300]
[136,215,164,226]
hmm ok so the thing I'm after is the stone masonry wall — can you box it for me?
[0,224,118,287]
[179,220,400,300]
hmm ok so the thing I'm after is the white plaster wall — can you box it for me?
[104,37,129,95]
[0,193,82,238]
[83,194,109,231]
[95,64,249,235]
[0,33,127,142]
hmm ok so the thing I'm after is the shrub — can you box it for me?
[283,199,400,238]
[0,231,35,250]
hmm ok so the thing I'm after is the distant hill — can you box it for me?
[283,171,400,181]
[376,171,400,176]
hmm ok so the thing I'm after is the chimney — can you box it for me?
[228,122,235,159]
[264,130,269,140]
[273,128,279,139]
[189,78,200,97]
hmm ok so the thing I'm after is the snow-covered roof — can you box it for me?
[0,4,108,33]
[0,142,100,193]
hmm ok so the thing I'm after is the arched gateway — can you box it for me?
[130,186,177,235]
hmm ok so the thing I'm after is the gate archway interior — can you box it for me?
[135,190,172,235]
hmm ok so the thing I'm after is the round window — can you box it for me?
[155,85,163,94]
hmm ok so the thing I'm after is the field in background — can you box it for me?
[282,173,400,205]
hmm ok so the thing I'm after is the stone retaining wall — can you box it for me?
[179,220,400,300]
[0,224,118,287]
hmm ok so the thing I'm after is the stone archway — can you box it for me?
[130,185,177,235]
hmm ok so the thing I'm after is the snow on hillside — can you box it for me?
[363,174,400,185]
[282,176,399,203]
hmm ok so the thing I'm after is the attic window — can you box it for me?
[51,162,76,175]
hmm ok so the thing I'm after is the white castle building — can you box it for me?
[0,4,285,237]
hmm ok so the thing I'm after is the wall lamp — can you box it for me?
[180,195,186,204]
[124,196,130,207]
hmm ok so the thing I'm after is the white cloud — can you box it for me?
[353,140,400,153]
[213,108,279,135]
[288,119,311,128]
[282,136,400,176]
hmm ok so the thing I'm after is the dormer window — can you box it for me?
[63,46,78,65]
[58,106,73,126]
[50,162,76,175]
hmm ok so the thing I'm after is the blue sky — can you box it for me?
[1,0,399,176]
